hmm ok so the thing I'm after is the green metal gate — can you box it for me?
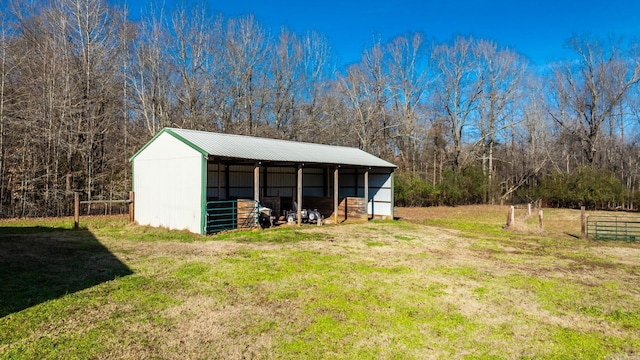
[586,215,640,241]
[205,200,259,234]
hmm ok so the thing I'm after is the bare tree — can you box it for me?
[500,77,551,202]
[222,15,269,135]
[547,34,640,166]
[63,0,126,209]
[268,27,302,138]
[339,42,393,155]
[476,40,527,202]
[130,5,171,136]
[168,3,217,129]
[4,0,127,215]
[385,32,430,172]
[432,36,484,172]
[0,13,16,215]
[295,30,333,142]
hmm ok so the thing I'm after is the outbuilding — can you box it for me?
[130,128,397,234]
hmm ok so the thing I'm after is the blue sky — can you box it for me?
[122,0,640,66]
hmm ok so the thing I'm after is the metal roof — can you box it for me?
[161,128,396,168]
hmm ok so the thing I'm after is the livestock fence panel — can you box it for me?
[586,215,640,241]
[206,199,259,234]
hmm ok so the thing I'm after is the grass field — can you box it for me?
[1,206,639,359]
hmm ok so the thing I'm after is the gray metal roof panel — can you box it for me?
[166,128,397,168]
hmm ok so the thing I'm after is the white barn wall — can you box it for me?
[368,170,394,218]
[133,132,204,233]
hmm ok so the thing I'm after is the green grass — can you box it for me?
[1,209,639,359]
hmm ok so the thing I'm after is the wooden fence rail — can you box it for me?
[74,191,134,230]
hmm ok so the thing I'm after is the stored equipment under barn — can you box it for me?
[129,128,397,234]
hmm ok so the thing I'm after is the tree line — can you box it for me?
[2,0,639,217]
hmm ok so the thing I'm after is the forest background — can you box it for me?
[1,0,639,217]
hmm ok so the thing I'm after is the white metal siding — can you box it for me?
[133,132,203,233]
[368,171,393,217]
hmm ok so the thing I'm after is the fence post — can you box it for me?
[129,191,135,223]
[74,192,80,230]
[581,206,586,239]
[506,206,515,228]
[527,203,532,217]
[538,209,543,231]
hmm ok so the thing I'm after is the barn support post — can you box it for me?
[364,169,369,219]
[254,163,260,203]
[297,165,303,227]
[334,167,339,224]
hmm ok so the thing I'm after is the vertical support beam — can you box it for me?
[334,167,339,224]
[128,191,134,223]
[364,169,369,219]
[74,192,79,230]
[297,165,303,227]
[254,163,260,203]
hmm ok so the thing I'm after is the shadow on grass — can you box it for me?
[0,227,132,318]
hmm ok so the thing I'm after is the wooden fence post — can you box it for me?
[129,191,135,223]
[506,206,515,228]
[527,203,532,217]
[538,209,543,231]
[581,206,586,239]
[74,192,80,230]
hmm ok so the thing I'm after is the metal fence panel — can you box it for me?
[206,200,259,234]
[586,216,640,241]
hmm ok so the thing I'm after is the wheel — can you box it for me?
[308,211,316,222]
[287,214,295,223]
[259,213,271,229]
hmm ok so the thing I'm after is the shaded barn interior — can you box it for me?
[205,163,394,222]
